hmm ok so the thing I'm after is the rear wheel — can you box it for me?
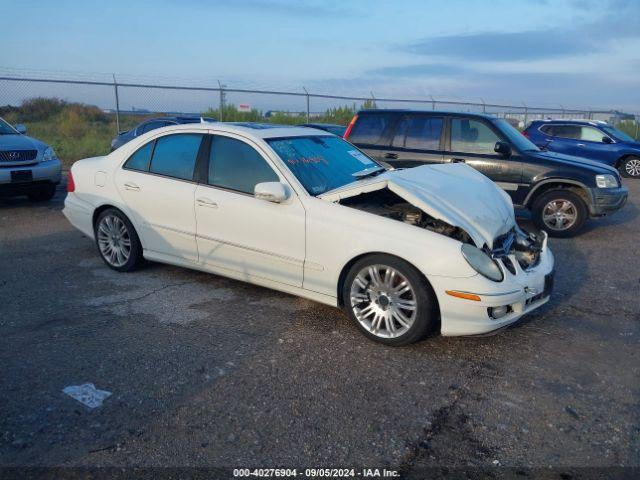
[95,208,144,272]
[27,184,56,201]
[531,189,588,237]
[342,254,438,346]
[619,156,640,178]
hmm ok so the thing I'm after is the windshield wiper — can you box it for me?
[352,166,386,179]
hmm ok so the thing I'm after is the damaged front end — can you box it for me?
[338,188,545,273]
[339,189,473,244]
[491,227,545,272]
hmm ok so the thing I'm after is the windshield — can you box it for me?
[266,135,382,195]
[494,119,539,152]
[0,118,18,135]
[601,125,635,143]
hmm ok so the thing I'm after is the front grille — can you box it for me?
[501,256,516,275]
[0,150,38,162]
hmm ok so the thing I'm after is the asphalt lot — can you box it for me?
[1,179,639,476]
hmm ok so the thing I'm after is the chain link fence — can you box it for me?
[1,68,638,167]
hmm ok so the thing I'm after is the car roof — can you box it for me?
[151,121,330,139]
[357,109,497,120]
[530,119,608,126]
[301,123,344,128]
[141,116,216,123]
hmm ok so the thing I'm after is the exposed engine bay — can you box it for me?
[340,189,473,244]
[340,188,543,271]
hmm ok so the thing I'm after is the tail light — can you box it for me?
[343,114,358,140]
[67,170,75,192]
[522,130,529,138]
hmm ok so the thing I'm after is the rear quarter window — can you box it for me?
[349,114,391,145]
[123,141,153,171]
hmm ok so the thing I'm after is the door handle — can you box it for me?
[451,158,466,163]
[124,182,140,191]
[196,197,218,208]
[577,143,586,147]
[384,153,398,159]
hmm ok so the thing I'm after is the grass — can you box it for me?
[2,97,637,169]
[0,98,366,168]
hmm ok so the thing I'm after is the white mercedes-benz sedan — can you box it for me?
[63,122,554,345]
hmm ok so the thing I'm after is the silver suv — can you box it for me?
[0,117,61,201]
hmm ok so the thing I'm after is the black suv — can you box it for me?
[345,110,628,237]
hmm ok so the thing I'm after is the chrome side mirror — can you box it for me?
[254,182,288,203]
[15,124,27,134]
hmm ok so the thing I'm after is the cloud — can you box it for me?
[404,2,639,62]
[367,63,467,77]
[405,30,595,61]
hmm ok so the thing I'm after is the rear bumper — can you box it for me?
[0,159,61,195]
[587,186,628,216]
[63,192,95,239]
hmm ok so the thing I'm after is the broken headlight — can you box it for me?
[461,244,503,282]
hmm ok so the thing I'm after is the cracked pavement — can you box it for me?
[0,179,638,474]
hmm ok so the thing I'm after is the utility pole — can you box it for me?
[112,74,120,134]
[217,80,226,122]
[303,86,310,122]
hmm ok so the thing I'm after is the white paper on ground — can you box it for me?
[62,383,112,409]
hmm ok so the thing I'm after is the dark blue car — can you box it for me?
[110,116,216,151]
[523,119,640,178]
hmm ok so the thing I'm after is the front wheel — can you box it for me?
[95,208,144,272]
[531,189,588,237]
[342,254,439,346]
[619,156,640,178]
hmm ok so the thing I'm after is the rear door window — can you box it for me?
[348,114,391,145]
[542,124,581,139]
[149,134,203,181]
[208,136,279,194]
[450,118,500,154]
[392,116,443,149]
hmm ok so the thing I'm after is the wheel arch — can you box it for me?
[336,251,440,315]
[523,179,591,209]
[616,153,640,169]
[92,204,143,248]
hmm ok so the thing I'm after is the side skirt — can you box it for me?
[142,250,338,307]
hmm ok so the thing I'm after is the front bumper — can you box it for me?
[0,159,62,194]
[587,186,628,216]
[430,239,555,336]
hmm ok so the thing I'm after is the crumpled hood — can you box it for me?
[0,134,45,151]
[320,163,515,248]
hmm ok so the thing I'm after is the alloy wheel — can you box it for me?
[97,214,132,267]
[542,199,578,231]
[625,158,640,177]
[349,265,417,339]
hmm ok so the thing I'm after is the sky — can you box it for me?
[2,0,640,112]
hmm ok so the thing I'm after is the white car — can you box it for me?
[63,122,554,345]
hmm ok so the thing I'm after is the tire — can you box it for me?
[27,184,56,201]
[342,254,439,346]
[619,156,640,178]
[94,208,144,272]
[531,189,588,238]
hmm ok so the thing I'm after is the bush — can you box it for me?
[19,97,67,122]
